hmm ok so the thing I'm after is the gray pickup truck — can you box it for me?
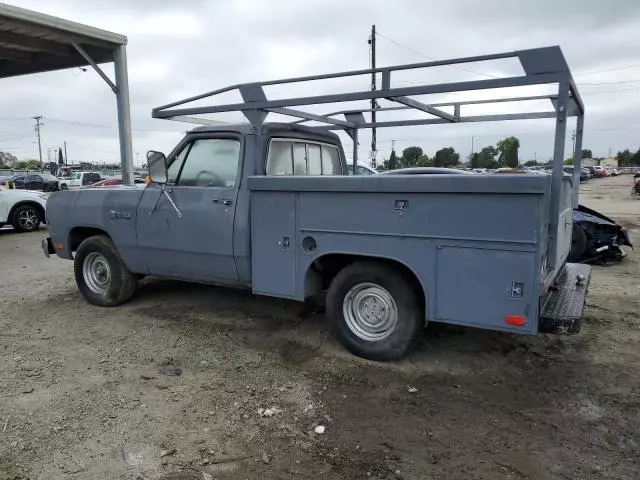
[42,47,591,360]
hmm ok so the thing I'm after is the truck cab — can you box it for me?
[136,123,346,284]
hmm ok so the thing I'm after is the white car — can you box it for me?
[59,171,102,190]
[0,189,48,232]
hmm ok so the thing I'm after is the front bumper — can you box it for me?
[41,237,55,258]
[618,227,633,248]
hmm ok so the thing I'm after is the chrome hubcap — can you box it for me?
[83,253,111,294]
[18,208,38,230]
[343,282,398,341]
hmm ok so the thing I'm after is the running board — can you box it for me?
[539,263,592,334]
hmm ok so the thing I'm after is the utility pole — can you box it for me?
[64,141,68,165]
[534,152,537,163]
[33,115,43,168]
[571,130,576,156]
[470,136,476,163]
[368,25,377,168]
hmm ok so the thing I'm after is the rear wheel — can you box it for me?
[326,262,423,361]
[74,235,136,306]
[11,204,41,232]
[568,224,588,262]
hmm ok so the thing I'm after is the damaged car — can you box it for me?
[569,205,633,264]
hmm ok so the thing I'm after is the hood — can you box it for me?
[573,204,617,226]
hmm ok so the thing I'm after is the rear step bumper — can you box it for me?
[539,263,592,334]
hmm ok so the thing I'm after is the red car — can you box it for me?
[90,177,146,187]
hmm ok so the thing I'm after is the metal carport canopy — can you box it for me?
[0,2,134,183]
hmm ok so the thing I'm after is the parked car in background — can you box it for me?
[347,163,378,175]
[90,177,146,187]
[0,188,48,232]
[59,171,102,190]
[24,173,60,191]
[0,174,25,188]
[562,166,589,181]
[593,166,607,177]
[0,173,60,191]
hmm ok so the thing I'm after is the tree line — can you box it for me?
[615,148,640,167]
[379,136,523,171]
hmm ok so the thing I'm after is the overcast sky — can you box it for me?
[2,0,640,167]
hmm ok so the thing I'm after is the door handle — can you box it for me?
[213,199,233,206]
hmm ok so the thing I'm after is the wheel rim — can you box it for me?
[343,282,398,341]
[83,253,112,295]
[17,208,38,230]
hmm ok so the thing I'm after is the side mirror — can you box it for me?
[147,151,167,184]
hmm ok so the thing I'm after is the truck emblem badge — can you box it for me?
[109,209,132,220]
[394,200,408,211]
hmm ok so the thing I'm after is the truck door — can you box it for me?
[136,136,242,282]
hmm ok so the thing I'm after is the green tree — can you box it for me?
[470,152,481,168]
[400,146,423,168]
[616,149,633,167]
[477,146,498,168]
[523,160,538,167]
[381,150,400,171]
[58,148,64,165]
[26,159,41,169]
[433,147,460,167]
[632,148,640,166]
[564,158,573,165]
[496,136,520,168]
[581,148,593,159]
[416,155,433,167]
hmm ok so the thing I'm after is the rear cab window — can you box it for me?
[266,139,343,176]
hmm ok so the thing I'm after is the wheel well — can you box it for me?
[69,227,109,252]
[305,253,426,309]
[9,202,46,224]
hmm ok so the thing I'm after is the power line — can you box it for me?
[43,116,183,133]
[574,63,640,76]
[579,79,640,86]
[375,31,499,79]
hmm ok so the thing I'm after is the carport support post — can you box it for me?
[547,80,570,268]
[114,45,134,185]
[572,115,584,208]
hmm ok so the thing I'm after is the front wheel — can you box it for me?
[11,204,41,232]
[74,235,137,306]
[326,262,423,361]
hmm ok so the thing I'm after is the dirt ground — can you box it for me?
[1,175,639,480]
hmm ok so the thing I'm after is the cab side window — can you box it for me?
[266,139,343,176]
[172,138,241,188]
[167,143,191,184]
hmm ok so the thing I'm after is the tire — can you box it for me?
[74,235,136,307]
[11,204,41,232]
[568,224,588,262]
[60,183,68,190]
[326,262,423,361]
